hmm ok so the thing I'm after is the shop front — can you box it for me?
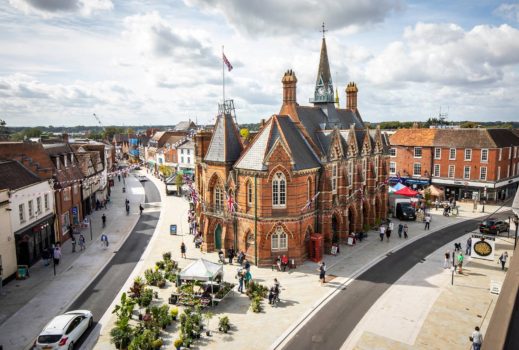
[434,178,518,202]
[14,214,55,267]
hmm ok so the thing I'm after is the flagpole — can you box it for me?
[222,45,225,105]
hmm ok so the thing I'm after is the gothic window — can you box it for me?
[272,172,286,208]
[271,226,288,251]
[307,177,312,201]
[348,161,353,187]
[247,181,253,206]
[362,158,367,183]
[214,186,224,212]
[331,163,338,194]
[374,157,379,177]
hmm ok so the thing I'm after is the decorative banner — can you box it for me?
[471,234,495,261]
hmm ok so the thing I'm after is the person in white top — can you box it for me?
[379,225,386,242]
[470,326,483,350]
[424,214,431,230]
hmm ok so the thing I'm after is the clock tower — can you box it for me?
[310,24,334,105]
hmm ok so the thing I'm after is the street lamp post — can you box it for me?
[89,217,93,241]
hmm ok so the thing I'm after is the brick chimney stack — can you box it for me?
[346,82,358,110]
[282,69,297,105]
[62,133,69,143]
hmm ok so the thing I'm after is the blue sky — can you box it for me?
[1,0,519,127]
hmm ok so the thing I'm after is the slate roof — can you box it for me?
[0,160,42,190]
[486,129,519,147]
[316,38,332,89]
[175,121,197,131]
[204,114,243,163]
[235,115,320,171]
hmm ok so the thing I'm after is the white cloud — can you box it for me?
[365,23,519,86]
[183,0,402,36]
[8,0,113,17]
[494,3,519,23]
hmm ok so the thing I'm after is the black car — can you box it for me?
[479,218,509,234]
[396,202,416,221]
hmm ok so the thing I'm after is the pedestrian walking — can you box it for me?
[53,244,62,265]
[434,199,439,210]
[379,224,386,242]
[387,221,394,241]
[443,251,450,269]
[424,214,431,230]
[385,226,391,241]
[118,174,121,182]
[228,247,235,264]
[71,235,76,253]
[126,203,130,215]
[79,234,86,251]
[244,259,251,272]
[180,242,187,259]
[498,252,508,271]
[398,223,403,238]
[466,237,472,256]
[470,326,483,350]
[42,247,50,266]
[403,224,408,239]
[319,261,327,285]
[102,213,106,228]
[244,269,252,288]
[101,233,109,247]
[457,252,464,273]
[139,204,144,215]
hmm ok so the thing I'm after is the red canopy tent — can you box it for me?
[394,186,418,197]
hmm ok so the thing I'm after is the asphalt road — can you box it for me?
[69,177,161,348]
[283,212,512,350]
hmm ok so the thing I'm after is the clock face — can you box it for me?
[317,86,325,95]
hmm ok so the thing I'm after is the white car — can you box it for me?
[34,310,93,350]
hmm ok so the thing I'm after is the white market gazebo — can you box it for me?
[179,258,224,281]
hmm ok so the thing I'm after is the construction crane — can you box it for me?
[92,113,105,131]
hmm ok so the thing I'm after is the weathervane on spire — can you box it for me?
[321,22,327,38]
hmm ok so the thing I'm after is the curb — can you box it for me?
[270,215,479,350]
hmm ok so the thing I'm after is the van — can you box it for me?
[396,202,416,221]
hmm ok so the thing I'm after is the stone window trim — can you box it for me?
[449,148,456,160]
[434,147,441,160]
[464,148,472,161]
[414,147,422,158]
[270,225,289,251]
[331,163,338,194]
[272,171,287,209]
[481,148,489,162]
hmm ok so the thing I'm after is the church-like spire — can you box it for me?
[311,23,334,104]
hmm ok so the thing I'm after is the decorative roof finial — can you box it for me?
[321,22,327,38]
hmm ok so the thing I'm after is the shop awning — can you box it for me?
[394,186,418,197]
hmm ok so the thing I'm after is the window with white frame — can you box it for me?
[481,149,488,162]
[247,181,253,206]
[498,148,502,161]
[62,212,70,234]
[44,194,49,210]
[63,188,71,201]
[389,162,396,175]
[181,156,184,163]
[362,158,367,183]
[36,197,41,214]
[434,148,441,159]
[433,164,440,177]
[464,149,472,161]
[464,166,471,179]
[449,148,456,160]
[413,163,422,176]
[480,166,487,180]
[271,226,288,251]
[497,166,501,180]
[348,161,353,186]
[390,148,397,157]
[448,165,455,178]
[214,186,224,212]
[272,172,286,208]
[19,203,25,223]
[414,147,422,158]
[28,200,34,218]
[331,163,338,193]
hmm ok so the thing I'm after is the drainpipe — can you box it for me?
[254,174,258,266]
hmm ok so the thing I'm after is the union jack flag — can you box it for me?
[223,53,233,72]
[226,191,237,213]
[301,192,320,212]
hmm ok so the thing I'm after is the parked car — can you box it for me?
[34,310,93,350]
[396,202,416,221]
[138,175,147,182]
[479,218,509,234]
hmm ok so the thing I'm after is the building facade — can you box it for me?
[389,128,519,201]
[0,189,16,285]
[196,37,390,266]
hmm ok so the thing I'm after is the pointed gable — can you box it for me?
[204,113,243,164]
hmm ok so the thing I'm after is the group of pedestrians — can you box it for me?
[379,221,409,242]
[236,258,252,293]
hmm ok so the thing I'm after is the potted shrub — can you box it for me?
[110,316,133,349]
[163,252,171,261]
[170,307,179,321]
[156,261,165,270]
[204,312,214,336]
[157,279,166,288]
[174,338,183,350]
[218,316,230,333]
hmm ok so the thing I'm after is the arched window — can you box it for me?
[374,156,379,177]
[331,163,338,194]
[362,158,367,183]
[214,186,224,212]
[272,172,286,208]
[247,181,253,206]
[271,226,288,250]
[348,161,353,187]
[307,177,312,201]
